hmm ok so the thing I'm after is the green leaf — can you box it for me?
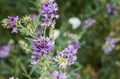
[20,63,28,74]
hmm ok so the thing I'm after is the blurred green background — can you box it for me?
[0,0,120,79]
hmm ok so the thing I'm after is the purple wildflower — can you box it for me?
[8,16,19,22]
[33,36,54,56]
[107,4,117,14]
[64,45,78,56]
[29,13,37,19]
[103,38,116,54]
[31,54,39,65]
[82,18,96,29]
[64,45,78,65]
[11,24,17,33]
[50,71,68,79]
[71,39,80,49]
[40,0,59,27]
[0,43,13,58]
[54,39,80,69]
[8,16,19,33]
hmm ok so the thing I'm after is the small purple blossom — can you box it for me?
[71,39,80,49]
[50,71,68,79]
[7,16,19,33]
[107,4,117,14]
[31,54,39,65]
[8,16,19,22]
[11,24,17,33]
[0,43,13,58]
[103,38,116,54]
[82,18,96,29]
[33,36,54,56]
[29,13,37,19]
[64,45,78,56]
[40,0,59,27]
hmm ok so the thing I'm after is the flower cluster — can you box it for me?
[40,0,59,27]
[107,4,117,14]
[32,37,54,65]
[50,71,67,79]
[0,43,13,58]
[3,16,19,33]
[33,36,54,56]
[54,39,80,69]
[82,18,96,29]
[103,38,116,54]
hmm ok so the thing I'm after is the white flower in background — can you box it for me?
[68,17,81,29]
[9,77,19,79]
[50,29,60,39]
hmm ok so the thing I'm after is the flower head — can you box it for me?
[8,16,19,33]
[107,4,117,14]
[64,45,78,65]
[50,71,68,79]
[54,51,68,69]
[0,43,13,58]
[54,39,80,69]
[82,18,96,29]
[1,16,19,33]
[103,38,116,54]
[40,0,59,27]
[68,17,81,29]
[33,36,54,56]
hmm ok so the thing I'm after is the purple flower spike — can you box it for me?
[0,43,13,58]
[33,36,54,56]
[107,4,117,14]
[103,38,116,54]
[40,0,59,27]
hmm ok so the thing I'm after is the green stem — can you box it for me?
[50,24,55,40]
[79,29,86,40]
[44,26,47,37]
